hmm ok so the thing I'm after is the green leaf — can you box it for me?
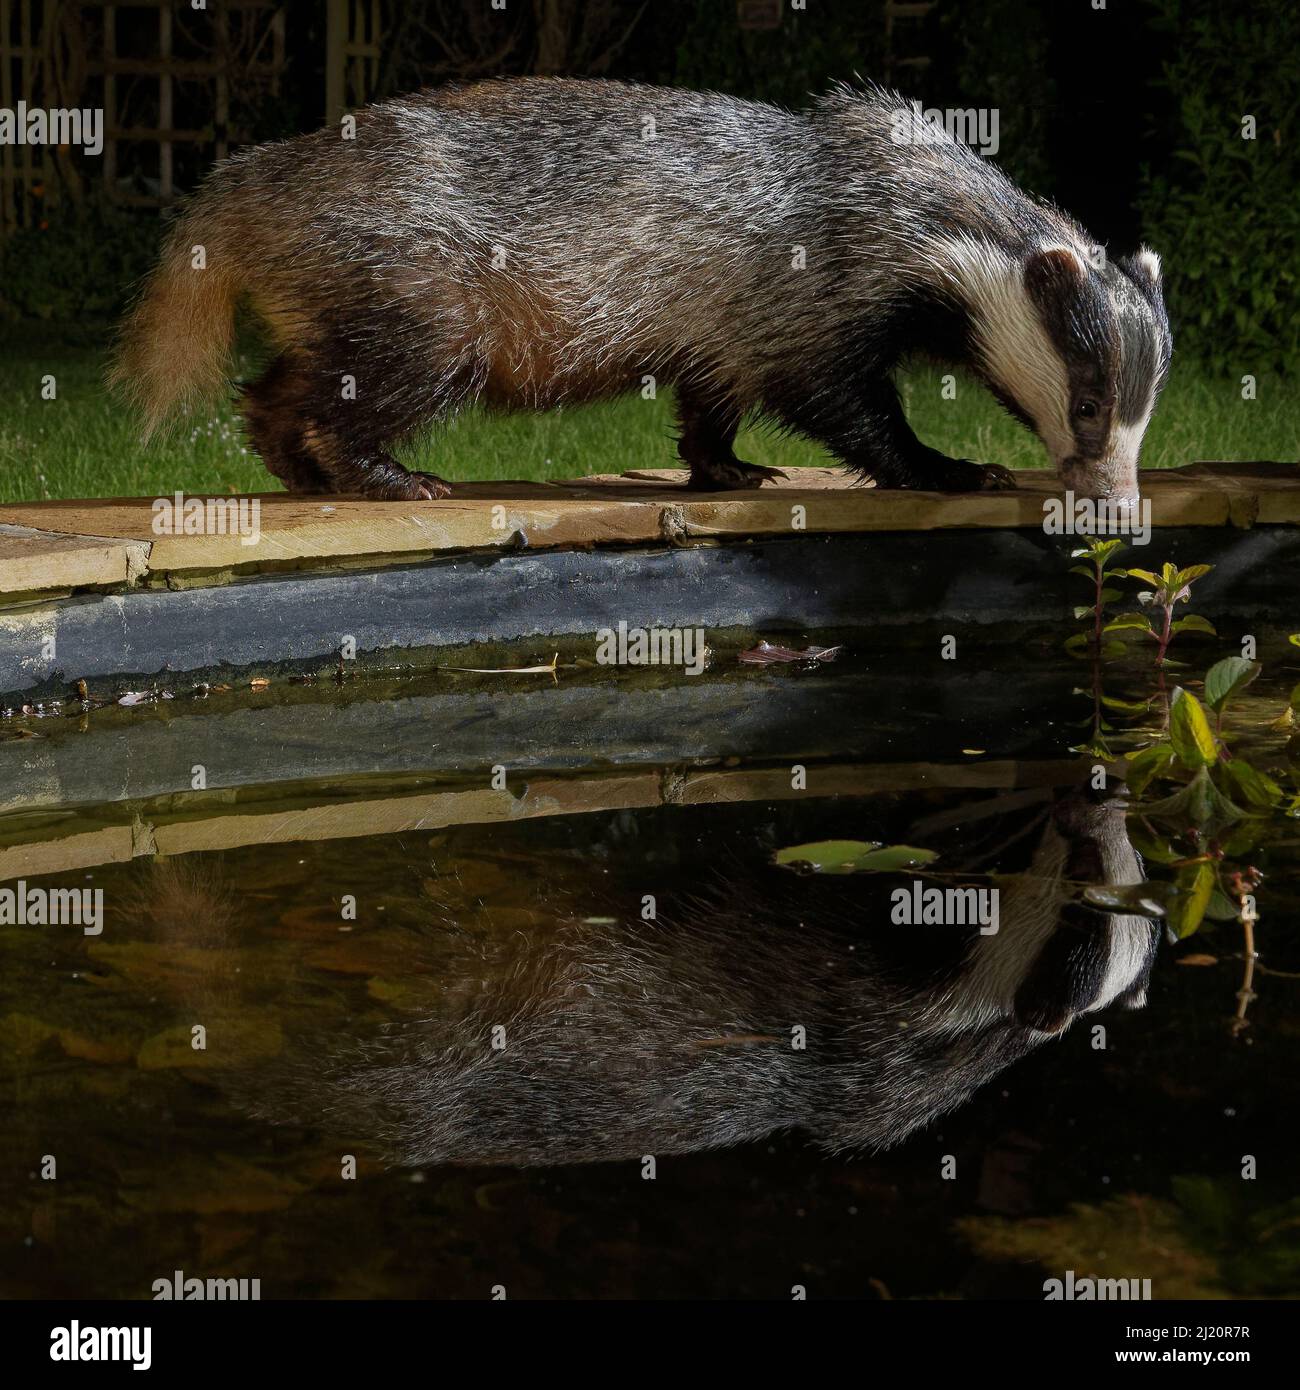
[1098,587,1122,604]
[1204,888,1243,923]
[1204,657,1261,712]
[1218,758,1284,809]
[773,841,938,875]
[1174,564,1214,588]
[1126,568,1161,586]
[1100,695,1152,715]
[1072,605,1095,621]
[1104,612,1153,634]
[1219,818,1269,858]
[1171,614,1217,636]
[1168,687,1218,768]
[1063,632,1091,654]
[1141,766,1245,829]
[1125,742,1177,795]
[1167,861,1215,940]
[1126,821,1182,865]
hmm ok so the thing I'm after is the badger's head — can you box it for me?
[940,237,1172,504]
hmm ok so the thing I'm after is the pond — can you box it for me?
[1,629,1298,1300]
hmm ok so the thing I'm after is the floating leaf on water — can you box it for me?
[737,641,843,666]
[440,653,560,677]
[1081,881,1173,916]
[773,840,937,874]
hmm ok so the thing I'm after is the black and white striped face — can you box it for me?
[943,239,1172,502]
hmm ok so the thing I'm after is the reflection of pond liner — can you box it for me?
[3,524,1299,700]
[1,659,1079,818]
[0,757,1087,890]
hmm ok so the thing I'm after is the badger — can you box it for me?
[126,787,1158,1167]
[112,79,1172,504]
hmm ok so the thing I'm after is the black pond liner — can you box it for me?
[2,527,1298,704]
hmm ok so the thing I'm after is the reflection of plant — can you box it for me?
[1119,669,1285,934]
[1104,562,1216,667]
[1065,537,1128,658]
[1096,655,1300,1032]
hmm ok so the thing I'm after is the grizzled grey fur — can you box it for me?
[113,79,1171,502]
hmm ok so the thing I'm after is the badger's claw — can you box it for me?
[976,462,1017,491]
[929,458,1017,493]
[686,457,787,491]
[409,471,453,500]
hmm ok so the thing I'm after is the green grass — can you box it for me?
[0,333,1295,502]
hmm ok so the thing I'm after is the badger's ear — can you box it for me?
[1023,245,1088,302]
[1011,904,1108,1034]
[1118,247,1165,303]
[1131,246,1162,286]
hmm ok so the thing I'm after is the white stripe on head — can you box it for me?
[1103,272,1162,480]
[930,235,1076,460]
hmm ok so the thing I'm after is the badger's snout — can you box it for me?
[1056,454,1140,507]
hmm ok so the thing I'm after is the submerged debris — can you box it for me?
[117,690,175,707]
[440,653,561,680]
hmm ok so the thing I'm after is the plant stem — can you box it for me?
[1231,903,1258,1036]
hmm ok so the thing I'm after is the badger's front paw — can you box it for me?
[931,458,1017,493]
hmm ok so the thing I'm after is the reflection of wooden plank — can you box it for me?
[0,825,138,881]
[0,760,1087,882]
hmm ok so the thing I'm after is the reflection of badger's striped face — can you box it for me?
[938,238,1172,503]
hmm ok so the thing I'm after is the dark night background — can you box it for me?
[1,0,1297,372]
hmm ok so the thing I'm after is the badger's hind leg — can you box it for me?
[675,381,785,491]
[240,353,330,494]
[240,350,452,500]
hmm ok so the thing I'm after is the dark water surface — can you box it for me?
[2,636,1298,1299]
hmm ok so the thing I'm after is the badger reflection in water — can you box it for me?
[143,786,1159,1167]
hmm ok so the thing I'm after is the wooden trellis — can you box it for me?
[91,0,286,208]
[1,0,56,235]
[884,0,935,82]
[0,0,286,236]
[325,0,382,125]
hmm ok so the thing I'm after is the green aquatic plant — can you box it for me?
[1064,536,1129,659]
[1102,654,1300,1030]
[1103,561,1216,668]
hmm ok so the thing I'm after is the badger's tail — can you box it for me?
[108,206,244,439]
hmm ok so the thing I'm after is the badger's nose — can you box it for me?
[1056,456,1141,505]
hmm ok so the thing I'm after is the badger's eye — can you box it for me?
[1076,399,1100,420]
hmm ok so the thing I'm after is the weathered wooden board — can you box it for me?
[0,462,1294,601]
